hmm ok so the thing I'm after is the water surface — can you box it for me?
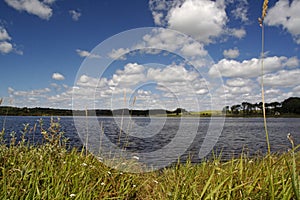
[0,116,299,162]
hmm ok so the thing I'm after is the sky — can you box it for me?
[0,0,299,111]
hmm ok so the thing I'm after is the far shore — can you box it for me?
[0,105,300,118]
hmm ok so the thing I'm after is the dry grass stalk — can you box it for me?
[259,0,270,155]
[262,0,269,19]
[259,1,275,199]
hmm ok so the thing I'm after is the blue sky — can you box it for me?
[0,0,299,111]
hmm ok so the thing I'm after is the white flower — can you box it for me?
[287,133,294,145]
[107,171,112,175]
[81,163,88,167]
[133,184,136,188]
[96,156,103,161]
[70,193,76,197]
[132,156,139,160]
[153,180,158,184]
[101,182,105,186]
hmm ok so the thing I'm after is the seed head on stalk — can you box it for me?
[258,0,268,27]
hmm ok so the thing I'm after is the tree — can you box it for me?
[241,102,253,114]
[231,104,241,114]
[268,101,281,114]
[281,97,300,114]
[258,102,263,113]
[241,102,247,114]
[248,102,255,114]
[175,108,182,115]
[222,106,230,114]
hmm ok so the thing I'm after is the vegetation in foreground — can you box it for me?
[0,119,300,199]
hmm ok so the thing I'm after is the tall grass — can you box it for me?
[0,119,299,199]
[287,133,300,199]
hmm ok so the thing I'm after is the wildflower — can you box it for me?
[81,163,88,167]
[132,156,139,160]
[107,171,111,175]
[120,172,123,175]
[133,184,136,188]
[287,133,294,146]
[153,180,158,184]
[101,182,105,186]
[70,194,76,197]
[98,156,103,161]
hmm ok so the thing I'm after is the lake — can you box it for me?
[0,116,299,164]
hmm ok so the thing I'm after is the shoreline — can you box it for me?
[1,114,300,118]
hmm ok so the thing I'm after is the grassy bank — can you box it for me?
[1,143,300,199]
[0,121,300,199]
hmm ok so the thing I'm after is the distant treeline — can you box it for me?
[0,106,187,117]
[74,108,187,116]
[222,97,300,115]
[1,97,299,117]
[0,107,73,116]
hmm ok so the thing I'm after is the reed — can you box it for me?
[259,0,270,156]
[259,1,276,199]
[258,1,299,199]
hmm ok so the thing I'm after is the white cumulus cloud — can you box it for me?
[108,48,130,60]
[167,0,227,43]
[261,69,300,87]
[0,41,13,54]
[284,56,299,68]
[228,28,246,39]
[180,41,207,57]
[52,72,65,81]
[147,64,198,83]
[230,0,249,23]
[223,48,240,59]
[76,49,100,58]
[69,10,81,21]
[4,0,54,20]
[0,26,22,55]
[209,56,296,78]
[149,0,246,43]
[226,78,252,87]
[265,0,300,44]
[111,63,146,87]
[0,27,11,41]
